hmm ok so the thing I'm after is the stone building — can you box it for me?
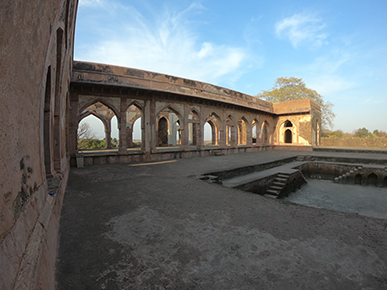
[0,1,320,289]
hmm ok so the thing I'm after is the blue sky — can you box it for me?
[75,0,387,138]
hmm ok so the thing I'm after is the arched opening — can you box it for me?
[132,117,142,147]
[285,129,292,144]
[367,173,378,186]
[188,110,200,146]
[158,117,168,146]
[126,104,142,148]
[43,67,52,175]
[157,107,181,147]
[79,101,118,150]
[111,116,119,147]
[78,115,106,149]
[383,177,387,188]
[203,122,214,146]
[238,118,247,145]
[204,113,220,146]
[355,174,362,185]
[252,119,259,145]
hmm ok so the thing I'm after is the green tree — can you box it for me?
[322,129,343,138]
[257,77,335,130]
[354,128,372,138]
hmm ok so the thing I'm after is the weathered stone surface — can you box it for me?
[57,151,387,289]
[322,137,387,148]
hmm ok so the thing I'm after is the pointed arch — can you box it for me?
[78,111,109,130]
[238,117,248,145]
[367,173,378,186]
[157,105,182,147]
[126,100,143,111]
[279,119,296,144]
[126,103,143,148]
[78,101,118,149]
[355,174,362,185]
[204,112,221,146]
[79,98,120,120]
[158,117,169,146]
[156,104,182,120]
[285,129,292,144]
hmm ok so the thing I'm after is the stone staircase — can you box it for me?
[334,166,362,184]
[264,173,290,198]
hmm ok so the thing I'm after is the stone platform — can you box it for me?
[56,150,387,289]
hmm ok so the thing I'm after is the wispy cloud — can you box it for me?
[75,1,249,86]
[275,13,328,48]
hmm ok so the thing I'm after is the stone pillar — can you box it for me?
[126,127,133,148]
[181,106,189,150]
[181,127,189,149]
[246,123,252,146]
[105,118,112,149]
[118,97,127,155]
[219,121,227,148]
[144,96,157,153]
[231,126,237,147]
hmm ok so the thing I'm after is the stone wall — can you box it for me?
[0,1,78,289]
[321,138,387,149]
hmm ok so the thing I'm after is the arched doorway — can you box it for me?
[204,113,220,146]
[78,101,118,150]
[157,107,181,147]
[158,117,168,146]
[238,118,247,145]
[367,173,378,186]
[355,174,362,185]
[126,104,142,148]
[285,129,292,144]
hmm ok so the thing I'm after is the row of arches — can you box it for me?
[76,98,281,151]
[354,173,387,187]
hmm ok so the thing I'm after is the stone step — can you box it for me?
[276,177,287,182]
[270,185,283,191]
[266,189,279,195]
[277,174,290,178]
[273,181,286,187]
[264,194,278,199]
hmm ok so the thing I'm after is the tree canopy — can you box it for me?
[257,77,335,130]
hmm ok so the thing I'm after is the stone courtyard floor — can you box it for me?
[56,150,387,289]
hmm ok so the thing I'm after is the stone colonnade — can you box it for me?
[69,88,277,159]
